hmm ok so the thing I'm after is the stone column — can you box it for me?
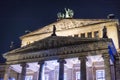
[20,63,28,80]
[4,65,10,80]
[57,59,66,80]
[38,61,44,80]
[79,56,87,80]
[115,56,120,80]
[102,54,112,80]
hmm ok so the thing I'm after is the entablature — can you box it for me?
[4,37,112,64]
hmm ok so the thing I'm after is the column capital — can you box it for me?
[38,60,44,65]
[102,54,110,59]
[78,56,87,60]
[4,65,11,69]
[57,58,66,64]
[20,62,29,68]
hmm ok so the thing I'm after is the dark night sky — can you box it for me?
[0,0,120,62]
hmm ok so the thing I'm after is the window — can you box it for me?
[96,70,105,80]
[81,33,85,38]
[76,72,80,80]
[94,31,99,38]
[26,41,31,45]
[87,32,92,38]
[25,75,33,80]
[45,74,49,80]
[68,35,72,37]
[64,73,67,80]
[74,34,79,37]
[9,78,15,80]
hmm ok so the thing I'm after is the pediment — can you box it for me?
[20,19,113,39]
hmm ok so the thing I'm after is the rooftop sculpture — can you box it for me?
[51,25,57,36]
[57,8,74,19]
[102,26,108,38]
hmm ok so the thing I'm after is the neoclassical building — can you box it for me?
[1,17,120,80]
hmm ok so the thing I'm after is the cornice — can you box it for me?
[4,37,112,56]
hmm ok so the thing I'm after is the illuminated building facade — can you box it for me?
[1,18,120,80]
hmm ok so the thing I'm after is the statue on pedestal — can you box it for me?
[51,25,57,36]
[10,41,14,50]
[102,26,108,38]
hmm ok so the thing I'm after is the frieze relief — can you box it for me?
[42,20,107,32]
